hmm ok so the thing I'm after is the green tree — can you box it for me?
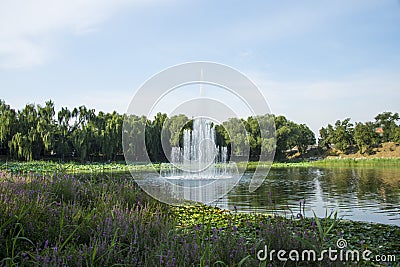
[145,113,168,162]
[374,112,399,142]
[0,100,17,156]
[273,115,315,159]
[56,107,74,160]
[245,116,261,159]
[222,118,249,157]
[5,98,399,163]
[318,124,334,150]
[9,104,42,160]
[354,122,378,154]
[215,124,228,148]
[332,118,354,152]
[95,111,123,161]
[105,112,123,160]
[70,106,95,162]
[164,114,189,147]
[274,115,291,159]
[296,123,316,155]
[37,100,56,155]
[246,115,275,160]
[123,114,147,162]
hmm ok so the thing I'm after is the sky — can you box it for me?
[0,0,399,135]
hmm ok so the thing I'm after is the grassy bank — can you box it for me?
[244,161,312,170]
[1,158,400,176]
[0,160,312,175]
[0,170,399,266]
[0,161,142,175]
[311,158,400,167]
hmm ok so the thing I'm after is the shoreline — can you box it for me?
[1,158,400,174]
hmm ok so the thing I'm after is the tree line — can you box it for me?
[319,112,400,154]
[5,100,397,162]
[0,99,318,162]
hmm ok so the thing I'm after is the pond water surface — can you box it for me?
[210,167,400,225]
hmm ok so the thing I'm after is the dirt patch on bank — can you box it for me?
[328,142,400,159]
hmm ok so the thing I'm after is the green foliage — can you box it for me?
[294,123,315,155]
[0,99,319,162]
[375,111,399,142]
[354,122,379,154]
[246,115,276,159]
[1,100,123,162]
[222,118,249,157]
[319,120,352,152]
[0,169,399,266]
[318,112,400,156]
[312,157,400,167]
[312,209,339,250]
[0,100,17,153]
[318,124,334,150]
[274,116,315,159]
[0,171,172,266]
[332,118,354,152]
[3,98,400,163]
[9,104,42,161]
[123,114,147,162]
[145,112,169,162]
[96,111,123,160]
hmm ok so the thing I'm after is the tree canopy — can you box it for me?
[5,100,397,162]
[318,112,400,155]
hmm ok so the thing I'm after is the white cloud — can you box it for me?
[0,36,48,68]
[0,0,160,69]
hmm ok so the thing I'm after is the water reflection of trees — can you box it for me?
[226,168,400,211]
[227,168,318,209]
[318,168,400,205]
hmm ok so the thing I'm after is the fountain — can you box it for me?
[161,117,232,180]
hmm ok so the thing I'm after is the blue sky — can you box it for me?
[0,0,399,134]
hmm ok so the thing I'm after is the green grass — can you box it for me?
[0,161,156,175]
[311,157,400,167]
[0,160,314,175]
[237,161,312,171]
[2,158,399,176]
[0,167,399,266]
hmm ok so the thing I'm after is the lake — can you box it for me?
[211,167,400,226]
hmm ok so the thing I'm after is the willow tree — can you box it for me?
[145,113,168,162]
[123,114,147,162]
[0,100,17,156]
[222,118,249,157]
[274,115,292,159]
[164,114,190,148]
[57,107,74,160]
[37,101,56,155]
[97,111,123,160]
[255,114,276,157]
[9,104,42,160]
[245,115,276,159]
[70,106,95,162]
